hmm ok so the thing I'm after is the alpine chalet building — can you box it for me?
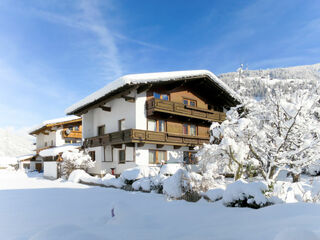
[66,70,240,176]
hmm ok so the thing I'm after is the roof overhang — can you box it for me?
[66,70,242,116]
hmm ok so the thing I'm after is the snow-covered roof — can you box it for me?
[16,154,36,161]
[29,116,81,135]
[65,70,241,115]
[39,143,81,157]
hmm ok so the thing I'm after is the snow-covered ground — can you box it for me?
[1,170,320,240]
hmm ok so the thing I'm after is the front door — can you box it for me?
[35,163,42,172]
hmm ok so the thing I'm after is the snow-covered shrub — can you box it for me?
[61,149,94,177]
[222,180,272,208]
[163,169,188,199]
[160,164,183,176]
[132,177,151,192]
[68,169,95,183]
[305,161,320,176]
[120,166,159,184]
[272,181,312,203]
[149,174,167,193]
[204,188,225,202]
[68,169,125,188]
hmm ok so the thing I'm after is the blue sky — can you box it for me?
[0,0,320,129]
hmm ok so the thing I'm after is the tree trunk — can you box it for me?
[268,166,277,180]
[292,173,300,183]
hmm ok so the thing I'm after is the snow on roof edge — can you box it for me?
[16,153,37,161]
[65,70,242,115]
[29,116,81,135]
[39,143,81,157]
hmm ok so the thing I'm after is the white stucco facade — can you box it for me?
[36,128,67,149]
[83,89,194,176]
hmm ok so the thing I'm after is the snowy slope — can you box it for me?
[219,63,320,99]
[0,127,34,158]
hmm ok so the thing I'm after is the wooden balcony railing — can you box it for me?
[83,129,209,148]
[146,98,226,122]
[62,130,82,139]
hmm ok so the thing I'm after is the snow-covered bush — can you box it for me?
[132,177,151,192]
[163,169,188,199]
[222,180,272,208]
[61,149,94,177]
[120,166,159,183]
[204,188,225,202]
[160,164,183,176]
[68,169,125,188]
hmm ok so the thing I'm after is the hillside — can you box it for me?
[0,127,34,158]
[219,63,320,99]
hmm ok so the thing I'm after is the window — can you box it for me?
[98,125,105,136]
[147,119,166,132]
[153,92,169,100]
[183,124,197,136]
[119,119,126,131]
[183,98,197,107]
[158,120,165,132]
[149,150,167,164]
[183,152,198,164]
[208,104,223,112]
[89,151,96,162]
[147,119,157,131]
[74,126,79,131]
[183,124,188,135]
[44,142,47,147]
[51,140,54,146]
[149,150,156,164]
[23,163,30,169]
[119,150,125,164]
[190,125,196,136]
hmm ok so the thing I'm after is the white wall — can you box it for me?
[136,144,188,165]
[135,91,147,130]
[36,128,65,149]
[36,131,56,149]
[55,129,65,146]
[82,111,94,139]
[82,90,137,139]
[43,162,58,179]
[87,144,137,175]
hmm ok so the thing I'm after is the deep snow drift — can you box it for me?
[1,170,320,240]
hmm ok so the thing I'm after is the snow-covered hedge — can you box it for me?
[120,166,159,181]
[68,170,125,188]
[222,180,272,208]
[204,188,225,202]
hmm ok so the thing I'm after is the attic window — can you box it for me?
[153,92,168,100]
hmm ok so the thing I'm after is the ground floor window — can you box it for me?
[23,163,30,169]
[149,150,167,164]
[183,151,198,164]
[119,149,125,164]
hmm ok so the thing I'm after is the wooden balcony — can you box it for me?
[146,98,226,122]
[62,130,82,139]
[83,129,209,148]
